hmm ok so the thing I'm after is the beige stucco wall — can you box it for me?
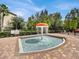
[3,13,16,29]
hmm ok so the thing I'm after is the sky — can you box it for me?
[0,0,79,21]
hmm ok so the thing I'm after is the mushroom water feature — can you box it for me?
[19,23,65,53]
[36,23,48,39]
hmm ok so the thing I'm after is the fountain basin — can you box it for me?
[19,35,65,53]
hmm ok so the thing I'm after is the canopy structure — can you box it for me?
[36,23,48,35]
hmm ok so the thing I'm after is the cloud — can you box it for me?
[56,4,71,10]
[6,0,44,20]
[55,3,79,10]
[26,0,34,4]
[13,9,25,17]
[12,8,33,20]
[15,0,34,5]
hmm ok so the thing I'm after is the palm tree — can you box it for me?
[0,4,9,32]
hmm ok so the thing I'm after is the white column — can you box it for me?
[46,27,48,34]
[41,27,43,35]
[36,27,40,34]
[36,27,38,34]
[41,27,43,39]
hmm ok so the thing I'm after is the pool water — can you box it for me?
[19,35,65,53]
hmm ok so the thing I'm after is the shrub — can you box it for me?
[0,30,37,38]
[49,29,63,33]
[0,31,11,38]
[19,31,37,36]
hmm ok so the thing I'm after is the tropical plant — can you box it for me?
[64,8,79,31]
[27,10,63,32]
[0,4,9,32]
[27,10,50,31]
[10,17,25,30]
[49,12,62,31]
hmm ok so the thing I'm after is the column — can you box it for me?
[46,27,48,34]
[41,27,43,35]
[36,27,39,34]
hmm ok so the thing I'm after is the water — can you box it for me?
[20,35,64,53]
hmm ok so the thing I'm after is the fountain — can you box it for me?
[18,23,65,53]
[36,23,48,39]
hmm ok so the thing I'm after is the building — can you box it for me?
[1,12,16,30]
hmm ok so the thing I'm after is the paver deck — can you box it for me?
[0,33,79,59]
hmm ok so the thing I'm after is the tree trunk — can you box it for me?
[0,14,1,31]
[1,13,2,32]
[1,13,4,32]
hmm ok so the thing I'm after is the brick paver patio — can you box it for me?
[0,33,79,59]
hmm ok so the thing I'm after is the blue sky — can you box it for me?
[0,0,79,21]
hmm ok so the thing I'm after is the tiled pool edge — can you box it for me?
[18,36,65,54]
[19,38,24,53]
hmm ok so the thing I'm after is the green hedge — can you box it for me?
[0,31,11,38]
[0,29,64,38]
[0,30,63,38]
[0,31,37,38]
[19,31,37,36]
[49,30,63,33]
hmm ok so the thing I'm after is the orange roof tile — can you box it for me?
[36,23,48,26]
